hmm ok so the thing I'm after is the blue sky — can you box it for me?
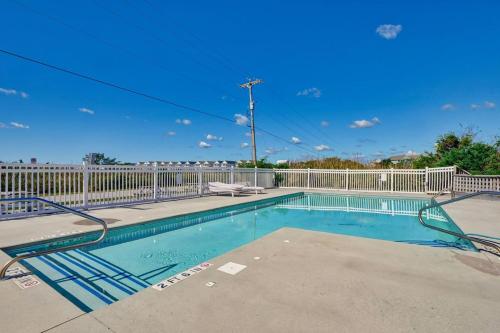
[1,0,499,163]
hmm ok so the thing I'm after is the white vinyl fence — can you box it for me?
[0,163,480,219]
[453,174,500,193]
[0,163,274,218]
[274,167,456,193]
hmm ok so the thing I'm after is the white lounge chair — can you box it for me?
[208,182,244,197]
[237,182,265,194]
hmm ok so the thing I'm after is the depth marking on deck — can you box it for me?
[7,267,40,289]
[152,262,212,291]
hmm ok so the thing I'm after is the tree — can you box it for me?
[435,133,461,156]
[378,158,393,168]
[412,153,438,169]
[437,142,497,173]
[83,153,130,165]
[413,132,499,174]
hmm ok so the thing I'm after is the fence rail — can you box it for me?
[453,175,500,193]
[274,167,456,193]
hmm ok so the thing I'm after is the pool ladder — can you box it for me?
[0,197,108,279]
[418,191,500,255]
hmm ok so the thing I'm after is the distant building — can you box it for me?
[137,160,238,167]
[276,159,289,165]
[389,152,420,164]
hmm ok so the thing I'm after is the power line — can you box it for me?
[10,0,329,156]
[122,0,333,147]
[141,0,334,144]
[90,0,234,86]
[9,0,323,156]
[0,48,232,122]
[139,0,250,78]
[11,0,243,103]
[99,0,324,146]
[0,48,318,156]
[12,0,317,155]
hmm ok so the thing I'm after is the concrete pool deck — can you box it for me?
[0,190,499,332]
[436,193,500,239]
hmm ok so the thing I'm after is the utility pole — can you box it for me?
[240,79,262,166]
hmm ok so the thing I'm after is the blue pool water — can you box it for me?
[4,193,473,312]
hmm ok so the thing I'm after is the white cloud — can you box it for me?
[206,134,223,141]
[405,150,419,156]
[291,136,301,144]
[441,103,455,111]
[314,144,331,152]
[320,120,329,127]
[470,103,481,110]
[240,142,249,149]
[349,117,381,129]
[0,88,17,96]
[297,87,321,98]
[0,88,29,98]
[0,122,7,128]
[198,141,211,148]
[264,147,283,155]
[79,107,95,115]
[10,122,29,129]
[484,101,496,109]
[167,131,176,136]
[234,113,249,126]
[176,118,192,125]
[376,24,402,40]
[245,132,252,137]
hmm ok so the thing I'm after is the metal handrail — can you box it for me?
[418,191,500,254]
[0,197,108,279]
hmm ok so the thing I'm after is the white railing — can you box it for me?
[453,174,500,193]
[274,166,456,194]
[0,163,274,218]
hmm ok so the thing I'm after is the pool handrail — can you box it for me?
[0,197,108,279]
[418,191,500,255]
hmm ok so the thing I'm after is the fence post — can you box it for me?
[153,162,158,201]
[273,168,276,188]
[452,165,457,194]
[198,168,203,195]
[345,168,349,191]
[254,166,258,187]
[82,161,89,210]
[390,168,394,192]
[424,167,429,193]
[230,166,235,184]
[307,168,310,189]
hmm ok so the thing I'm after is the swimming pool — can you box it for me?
[3,193,473,312]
